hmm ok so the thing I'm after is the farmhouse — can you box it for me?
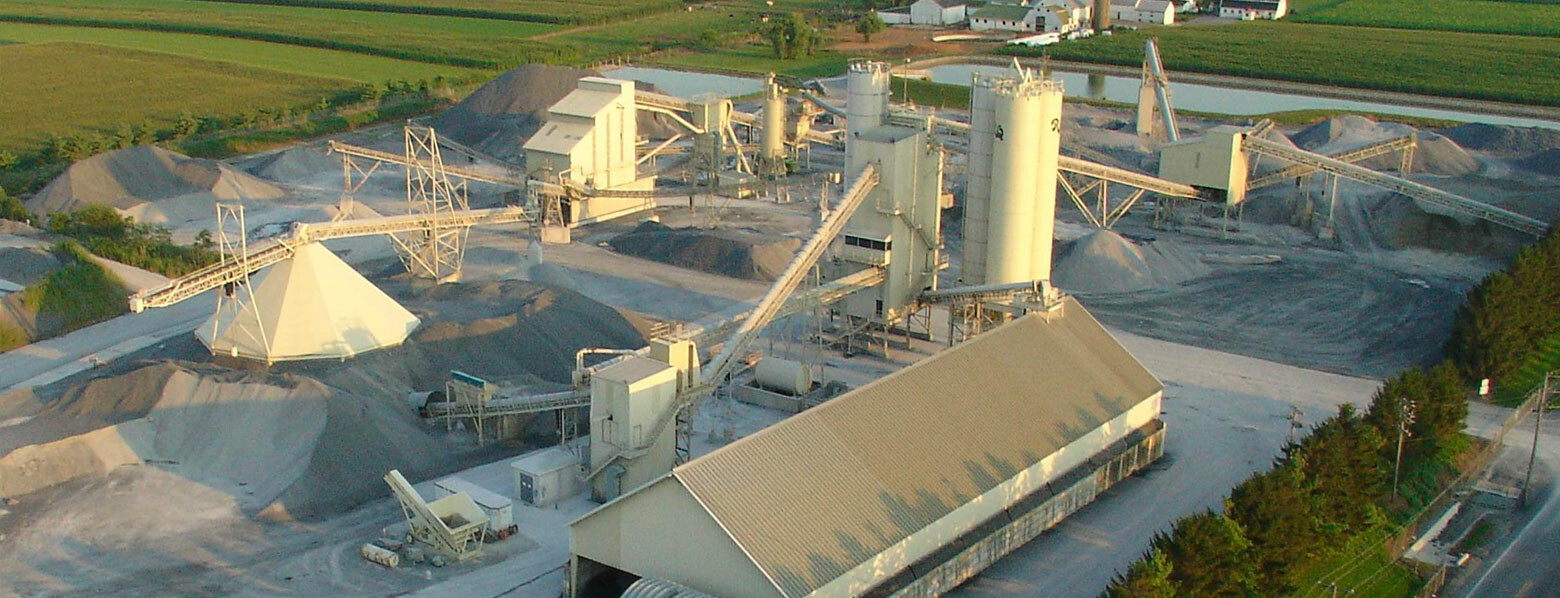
[1219,0,1287,19]
[969,3,1036,32]
[1031,0,1093,33]
[1110,0,1176,25]
[568,301,1168,597]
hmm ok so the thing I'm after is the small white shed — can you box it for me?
[433,476,514,532]
[513,448,582,508]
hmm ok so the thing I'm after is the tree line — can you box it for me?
[1105,225,1559,597]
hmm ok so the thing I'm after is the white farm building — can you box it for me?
[1219,0,1287,19]
[968,4,1037,32]
[1110,0,1176,25]
[567,298,1167,597]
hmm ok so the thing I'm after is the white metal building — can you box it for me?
[968,4,1036,32]
[909,0,968,25]
[1218,0,1287,19]
[197,242,420,362]
[586,356,681,501]
[1110,0,1176,24]
[568,298,1166,597]
[514,448,582,508]
[524,77,655,225]
[1031,0,1092,33]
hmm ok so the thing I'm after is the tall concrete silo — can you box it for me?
[846,60,890,166]
[960,74,1000,286]
[1093,0,1111,32]
[760,74,787,179]
[1030,79,1064,283]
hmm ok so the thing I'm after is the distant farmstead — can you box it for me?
[1219,0,1287,19]
[878,0,969,25]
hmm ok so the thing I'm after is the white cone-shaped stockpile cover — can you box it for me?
[197,243,420,362]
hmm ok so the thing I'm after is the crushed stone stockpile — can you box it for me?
[1439,122,1560,156]
[0,361,457,519]
[1517,148,1560,177]
[245,146,339,181]
[430,65,681,162]
[608,220,801,282]
[28,146,284,225]
[307,279,650,395]
[1290,116,1479,177]
[1052,230,1211,294]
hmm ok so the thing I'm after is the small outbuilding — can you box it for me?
[513,448,583,508]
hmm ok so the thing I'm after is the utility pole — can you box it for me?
[1520,371,1555,508]
[1288,405,1304,446]
[1392,398,1416,502]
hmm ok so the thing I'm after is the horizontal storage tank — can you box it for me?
[755,358,813,396]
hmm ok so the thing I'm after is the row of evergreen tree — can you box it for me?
[1105,225,1558,597]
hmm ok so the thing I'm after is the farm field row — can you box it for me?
[1031,22,1560,106]
[1290,0,1560,37]
[239,0,684,23]
[0,41,354,152]
[0,0,564,67]
[0,22,486,82]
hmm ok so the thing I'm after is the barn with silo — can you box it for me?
[568,297,1166,598]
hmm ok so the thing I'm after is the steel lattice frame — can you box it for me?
[210,203,274,360]
[392,125,471,281]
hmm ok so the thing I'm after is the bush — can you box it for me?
[45,205,218,277]
[19,241,127,333]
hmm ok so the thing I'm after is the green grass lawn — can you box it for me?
[0,0,564,67]
[1028,22,1560,106]
[0,22,487,82]
[1291,0,1560,37]
[0,41,352,151]
[1288,529,1423,598]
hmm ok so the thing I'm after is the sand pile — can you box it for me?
[246,146,338,181]
[1439,123,1560,155]
[1053,230,1210,294]
[28,146,284,225]
[1291,116,1479,176]
[608,220,801,282]
[430,65,681,162]
[0,361,457,517]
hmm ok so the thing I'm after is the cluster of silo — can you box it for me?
[960,67,1064,287]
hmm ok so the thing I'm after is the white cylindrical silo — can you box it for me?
[761,75,786,178]
[1031,79,1064,283]
[846,60,889,164]
[984,76,1045,286]
[961,74,999,287]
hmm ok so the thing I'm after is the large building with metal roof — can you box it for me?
[567,296,1166,597]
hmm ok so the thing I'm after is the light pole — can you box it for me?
[1520,371,1556,508]
[1392,397,1416,502]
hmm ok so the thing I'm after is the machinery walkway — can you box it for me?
[1242,135,1548,236]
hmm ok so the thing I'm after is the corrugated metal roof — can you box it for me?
[550,88,622,118]
[523,121,593,155]
[672,297,1163,597]
[971,4,1032,20]
[595,355,675,384]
